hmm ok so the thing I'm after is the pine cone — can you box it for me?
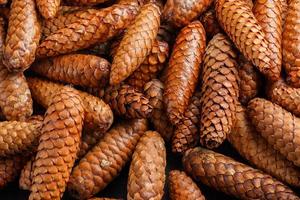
[36,0,60,19]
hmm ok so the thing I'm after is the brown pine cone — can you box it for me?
[248,98,300,167]
[3,0,41,72]
[36,0,60,19]
[169,170,205,200]
[65,0,109,5]
[215,0,280,81]
[144,79,174,141]
[283,0,300,87]
[0,17,4,57]
[68,119,148,200]
[31,54,110,88]
[228,104,300,187]
[172,93,201,154]
[110,3,161,85]
[238,56,262,105]
[37,2,139,58]
[281,0,288,26]
[183,147,300,200]
[104,84,153,119]
[200,33,239,149]
[29,86,85,200]
[164,21,206,125]
[162,0,213,27]
[127,131,166,200]
[199,9,222,40]
[19,157,34,191]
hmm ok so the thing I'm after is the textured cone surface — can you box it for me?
[199,9,222,40]
[215,0,279,81]
[267,79,300,117]
[169,170,205,200]
[228,104,300,187]
[36,0,60,19]
[110,3,161,85]
[0,121,42,157]
[29,86,85,200]
[3,0,41,72]
[200,33,239,149]
[127,131,166,200]
[27,77,113,137]
[37,2,139,58]
[104,84,153,119]
[31,54,110,88]
[253,0,282,79]
[19,157,34,191]
[65,0,110,5]
[162,0,213,27]
[183,147,300,200]
[172,93,201,154]
[144,79,174,141]
[68,119,148,200]
[283,0,300,87]
[248,98,300,167]
[164,21,206,125]
[126,40,169,91]
[238,56,262,105]
[0,17,4,57]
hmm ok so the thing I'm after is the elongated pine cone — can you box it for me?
[36,0,60,19]
[127,131,166,200]
[110,3,161,85]
[164,21,206,125]
[172,93,201,154]
[29,86,85,200]
[144,79,174,141]
[228,104,300,187]
[19,157,34,191]
[183,147,300,200]
[104,84,153,119]
[199,9,222,40]
[68,119,148,200]
[169,170,205,200]
[248,98,300,167]
[162,0,213,27]
[31,54,110,88]
[200,33,239,149]
[215,0,279,81]
[3,0,41,72]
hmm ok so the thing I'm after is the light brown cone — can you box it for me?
[19,157,34,191]
[36,0,60,19]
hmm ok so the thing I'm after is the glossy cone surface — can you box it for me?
[127,131,166,200]
[228,104,300,187]
[110,3,161,85]
[164,21,206,125]
[68,119,148,200]
[169,170,205,200]
[183,147,300,200]
[36,0,60,19]
[215,0,279,80]
[29,87,85,200]
[248,98,300,167]
[200,34,239,149]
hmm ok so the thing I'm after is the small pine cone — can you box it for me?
[126,40,169,91]
[199,9,222,40]
[37,2,139,57]
[164,21,206,125]
[162,0,214,27]
[31,54,110,88]
[183,147,300,200]
[248,98,300,167]
[3,0,41,72]
[127,131,166,200]
[169,170,205,200]
[29,86,85,200]
[144,79,174,141]
[238,56,262,105]
[172,93,201,154]
[104,84,153,119]
[156,23,177,45]
[110,3,161,85]
[282,0,300,87]
[215,0,280,81]
[200,33,239,149]
[68,119,148,200]
[36,0,60,19]
[228,104,300,187]
[0,121,42,157]
[19,157,34,191]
